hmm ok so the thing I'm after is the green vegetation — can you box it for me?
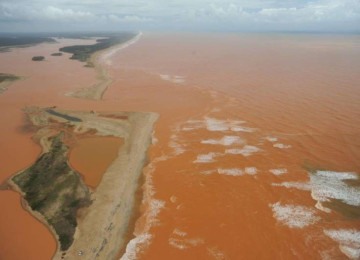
[0,73,20,94]
[0,35,55,52]
[59,33,135,64]
[51,52,63,56]
[12,133,91,251]
[0,73,20,83]
[32,56,45,61]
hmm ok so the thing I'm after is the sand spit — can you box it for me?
[61,111,158,259]
[66,32,142,100]
[8,107,158,259]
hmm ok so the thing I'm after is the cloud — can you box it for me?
[111,15,153,23]
[257,0,360,23]
[0,0,359,32]
[42,6,96,21]
[0,3,96,22]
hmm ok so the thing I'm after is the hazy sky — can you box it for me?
[0,0,359,32]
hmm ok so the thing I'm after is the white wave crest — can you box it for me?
[217,167,258,176]
[310,171,360,209]
[272,182,311,190]
[270,202,320,228]
[273,143,292,149]
[194,152,218,163]
[201,136,245,146]
[225,145,261,157]
[120,233,152,260]
[160,74,186,84]
[324,229,360,260]
[269,168,288,176]
[265,136,278,142]
[272,170,360,212]
[218,168,244,176]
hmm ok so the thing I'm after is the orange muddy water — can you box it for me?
[69,136,123,188]
[0,33,360,259]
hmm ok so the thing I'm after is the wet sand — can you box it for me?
[0,33,359,259]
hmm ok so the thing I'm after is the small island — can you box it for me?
[51,52,63,56]
[32,56,45,61]
[0,73,20,94]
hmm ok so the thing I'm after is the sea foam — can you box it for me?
[272,170,360,213]
[324,229,360,259]
[269,168,288,176]
[270,202,320,228]
[194,153,218,163]
[201,136,245,146]
[225,145,261,157]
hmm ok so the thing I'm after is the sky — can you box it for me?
[0,0,359,33]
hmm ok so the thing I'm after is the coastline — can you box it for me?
[7,106,159,259]
[65,32,143,100]
[0,74,23,94]
[7,178,61,255]
[3,31,157,259]
[56,111,159,259]
[1,31,360,260]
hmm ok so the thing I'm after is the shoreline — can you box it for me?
[65,32,143,100]
[7,178,61,256]
[0,74,23,94]
[7,107,159,259]
[57,110,158,259]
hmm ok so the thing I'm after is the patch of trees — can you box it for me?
[32,56,45,61]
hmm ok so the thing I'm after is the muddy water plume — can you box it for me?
[69,136,123,188]
[108,33,360,259]
[0,37,107,259]
[0,32,359,259]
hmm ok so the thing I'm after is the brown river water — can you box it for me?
[1,33,360,259]
[69,136,123,189]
